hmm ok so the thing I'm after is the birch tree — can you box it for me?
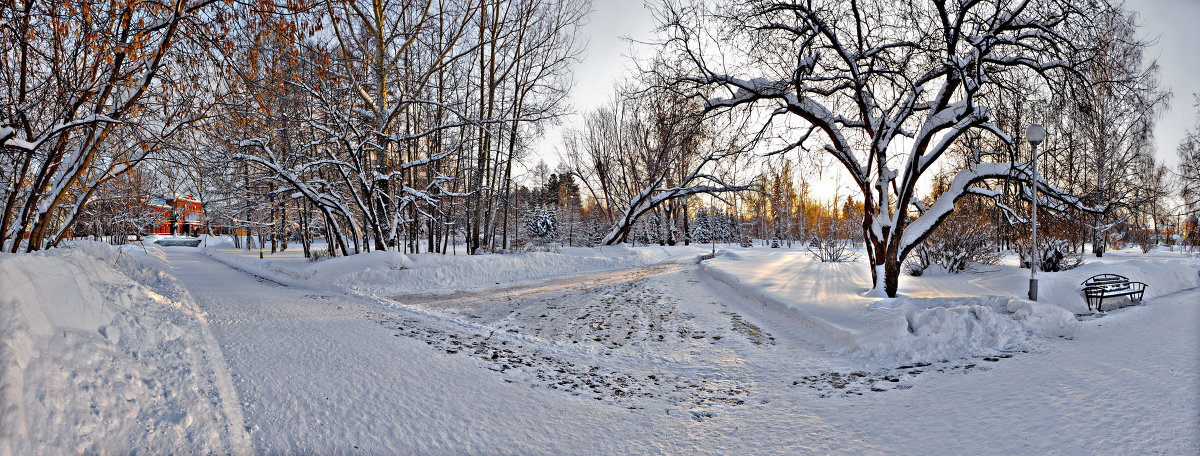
[212,0,585,256]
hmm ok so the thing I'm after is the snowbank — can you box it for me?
[1034,255,1200,313]
[858,296,1078,362]
[197,234,235,248]
[703,247,1200,364]
[0,241,247,454]
[202,244,698,298]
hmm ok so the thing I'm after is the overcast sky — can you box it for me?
[1126,0,1200,166]
[531,0,654,173]
[537,0,1200,172]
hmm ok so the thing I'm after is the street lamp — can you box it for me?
[710,204,717,256]
[1026,123,1046,301]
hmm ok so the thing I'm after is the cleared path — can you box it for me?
[166,250,663,454]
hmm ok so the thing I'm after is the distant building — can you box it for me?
[148,193,205,235]
[1185,215,1199,247]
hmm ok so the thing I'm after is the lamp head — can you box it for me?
[1026,124,1046,146]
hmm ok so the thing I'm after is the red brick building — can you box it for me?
[148,193,205,235]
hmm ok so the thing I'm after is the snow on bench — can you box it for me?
[1081,274,1147,312]
[154,238,202,247]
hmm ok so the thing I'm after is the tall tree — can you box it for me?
[1,0,223,251]
[659,0,1127,296]
[1063,3,1169,256]
[561,83,751,245]
[211,0,585,257]
[1178,94,1200,216]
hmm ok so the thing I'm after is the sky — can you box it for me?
[536,0,1200,195]
[1125,0,1200,166]
[531,0,656,174]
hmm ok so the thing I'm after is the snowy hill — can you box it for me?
[0,242,248,454]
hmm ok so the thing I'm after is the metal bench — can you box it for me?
[1081,274,1146,312]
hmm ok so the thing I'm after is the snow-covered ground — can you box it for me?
[199,236,698,295]
[0,242,249,454]
[3,239,1198,453]
[704,245,1200,364]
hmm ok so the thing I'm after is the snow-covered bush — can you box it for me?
[808,236,857,262]
[1122,227,1155,253]
[807,217,858,262]
[690,207,731,244]
[904,250,931,276]
[910,213,1002,274]
[523,207,558,241]
[1139,237,1155,254]
[1018,239,1084,272]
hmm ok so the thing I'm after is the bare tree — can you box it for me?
[561,84,751,245]
[658,0,1139,296]
[1178,94,1200,216]
[202,0,586,258]
[1,0,222,251]
[1059,3,1170,256]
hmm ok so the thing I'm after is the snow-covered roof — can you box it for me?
[164,192,201,203]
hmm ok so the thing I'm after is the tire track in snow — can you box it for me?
[188,308,255,453]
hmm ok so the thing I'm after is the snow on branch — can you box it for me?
[900,162,1110,260]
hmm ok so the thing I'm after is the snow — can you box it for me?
[1,135,37,152]
[162,250,670,453]
[3,240,1197,452]
[703,246,1199,364]
[202,241,1197,367]
[0,241,249,454]
[202,243,693,298]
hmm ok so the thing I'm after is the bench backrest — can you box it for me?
[1082,274,1130,287]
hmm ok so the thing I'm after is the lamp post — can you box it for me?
[1026,123,1046,301]
[710,204,717,256]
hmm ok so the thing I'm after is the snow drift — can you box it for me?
[0,241,247,455]
[702,247,1199,364]
[859,296,1078,362]
[203,244,693,298]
